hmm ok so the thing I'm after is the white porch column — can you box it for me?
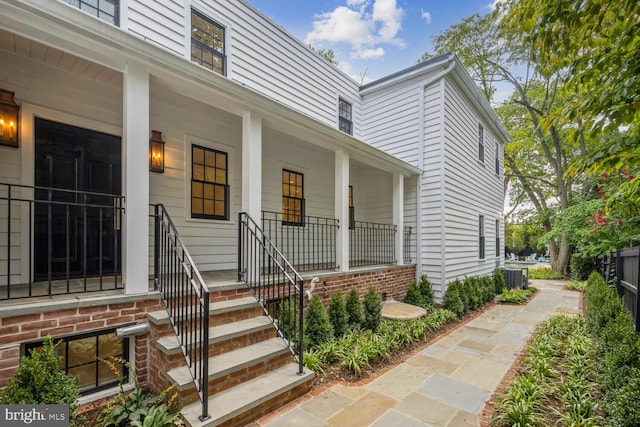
[123,62,149,294]
[242,112,262,221]
[393,173,404,265]
[335,150,349,272]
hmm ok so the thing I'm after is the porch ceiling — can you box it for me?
[0,29,122,87]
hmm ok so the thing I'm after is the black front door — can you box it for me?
[34,118,121,281]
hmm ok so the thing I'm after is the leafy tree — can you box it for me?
[504,0,640,252]
[308,44,339,66]
[345,289,364,328]
[327,290,349,338]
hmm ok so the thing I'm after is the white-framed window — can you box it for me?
[338,98,353,135]
[63,0,119,26]
[495,219,500,257]
[191,9,226,75]
[495,144,500,175]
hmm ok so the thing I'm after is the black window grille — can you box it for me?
[191,145,229,220]
[349,185,355,230]
[282,169,304,226]
[63,0,120,26]
[191,9,226,75]
[24,329,129,395]
[339,98,353,135]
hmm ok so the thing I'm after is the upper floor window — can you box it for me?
[282,169,304,226]
[479,215,485,259]
[64,0,119,26]
[338,98,353,135]
[191,145,229,220]
[191,10,226,76]
[495,144,500,175]
[478,123,485,163]
[25,329,129,395]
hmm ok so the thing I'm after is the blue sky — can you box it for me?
[247,0,500,83]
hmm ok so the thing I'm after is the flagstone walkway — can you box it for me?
[251,279,581,427]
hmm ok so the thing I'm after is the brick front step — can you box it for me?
[180,363,314,427]
[168,338,294,407]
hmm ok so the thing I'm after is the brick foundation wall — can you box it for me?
[0,297,163,390]
[310,265,416,306]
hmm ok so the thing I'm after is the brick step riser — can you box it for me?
[174,350,294,408]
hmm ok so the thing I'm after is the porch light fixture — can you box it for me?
[149,130,165,173]
[0,89,19,148]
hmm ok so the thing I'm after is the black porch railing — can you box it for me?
[261,211,338,272]
[403,226,413,264]
[238,212,304,375]
[350,221,396,267]
[0,183,124,300]
[152,204,210,422]
[597,247,640,331]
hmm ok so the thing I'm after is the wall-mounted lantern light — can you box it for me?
[149,130,165,173]
[0,89,20,148]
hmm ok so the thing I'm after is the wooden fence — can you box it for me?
[597,247,640,331]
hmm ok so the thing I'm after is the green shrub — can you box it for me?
[418,275,435,308]
[403,280,423,306]
[584,272,640,426]
[466,277,481,310]
[278,297,299,345]
[493,268,506,294]
[0,336,82,427]
[362,287,382,331]
[528,267,564,280]
[327,290,349,338]
[443,280,464,317]
[458,279,471,312]
[345,289,364,328]
[570,252,595,281]
[304,295,334,349]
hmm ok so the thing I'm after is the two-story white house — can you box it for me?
[0,1,508,425]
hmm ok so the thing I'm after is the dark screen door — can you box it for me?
[34,118,121,280]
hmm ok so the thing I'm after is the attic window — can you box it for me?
[478,124,485,163]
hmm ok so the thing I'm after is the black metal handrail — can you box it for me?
[238,212,304,374]
[404,226,413,264]
[152,204,210,421]
[349,221,396,267]
[261,211,338,272]
[0,182,124,300]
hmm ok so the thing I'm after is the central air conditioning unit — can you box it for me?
[501,268,526,290]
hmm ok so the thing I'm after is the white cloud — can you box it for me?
[304,0,405,60]
[421,8,431,24]
[486,0,506,11]
[352,47,385,59]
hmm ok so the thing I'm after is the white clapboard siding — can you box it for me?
[442,77,503,282]
[127,0,361,136]
[128,0,185,55]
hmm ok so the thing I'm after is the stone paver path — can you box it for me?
[252,279,581,427]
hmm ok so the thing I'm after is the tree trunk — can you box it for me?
[549,235,571,277]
